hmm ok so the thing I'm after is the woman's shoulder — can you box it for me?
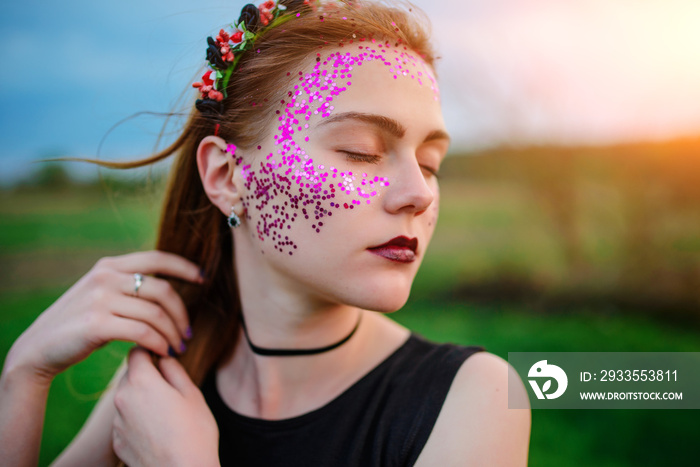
[414,350,532,466]
[388,333,485,385]
[364,314,485,390]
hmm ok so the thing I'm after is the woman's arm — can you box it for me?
[0,251,201,466]
[52,348,222,467]
[50,365,126,467]
[416,352,532,466]
[0,359,52,467]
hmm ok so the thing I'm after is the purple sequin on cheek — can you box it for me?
[228,44,439,255]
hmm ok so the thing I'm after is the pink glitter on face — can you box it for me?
[229,43,440,256]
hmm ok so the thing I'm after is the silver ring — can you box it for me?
[133,273,144,297]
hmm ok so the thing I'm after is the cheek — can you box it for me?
[237,145,389,256]
[428,187,439,228]
[422,177,440,230]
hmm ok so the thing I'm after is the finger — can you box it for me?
[111,415,136,467]
[158,357,196,396]
[111,415,126,459]
[99,316,171,357]
[100,250,203,284]
[127,346,162,383]
[113,372,129,417]
[118,272,191,340]
[114,348,163,420]
[111,292,185,354]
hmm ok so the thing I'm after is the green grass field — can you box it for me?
[1,175,699,466]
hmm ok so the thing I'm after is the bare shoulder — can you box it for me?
[414,351,531,467]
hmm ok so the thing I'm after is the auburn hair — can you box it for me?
[70,0,435,385]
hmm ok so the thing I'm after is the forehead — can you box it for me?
[274,42,442,129]
[306,42,439,87]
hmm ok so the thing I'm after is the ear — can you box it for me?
[196,135,245,219]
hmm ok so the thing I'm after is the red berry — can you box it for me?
[260,9,273,25]
[209,90,224,102]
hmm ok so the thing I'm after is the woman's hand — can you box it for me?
[3,250,202,385]
[112,347,220,467]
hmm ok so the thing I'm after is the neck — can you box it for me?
[240,310,362,357]
[221,306,374,420]
[219,234,370,418]
[218,234,410,419]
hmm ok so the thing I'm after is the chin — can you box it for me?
[367,299,410,314]
[341,277,413,313]
[347,294,410,313]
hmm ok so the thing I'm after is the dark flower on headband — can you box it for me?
[238,4,261,32]
[206,37,227,70]
[195,98,225,116]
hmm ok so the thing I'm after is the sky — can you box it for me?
[2,0,700,183]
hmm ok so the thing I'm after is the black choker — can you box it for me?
[240,313,362,357]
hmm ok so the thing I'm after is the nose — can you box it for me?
[382,158,435,215]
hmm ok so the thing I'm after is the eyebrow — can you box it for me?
[318,111,450,144]
[424,129,451,144]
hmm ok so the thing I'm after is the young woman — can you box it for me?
[0,1,530,465]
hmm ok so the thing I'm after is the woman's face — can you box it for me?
[233,42,449,312]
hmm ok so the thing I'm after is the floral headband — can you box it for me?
[192,0,313,116]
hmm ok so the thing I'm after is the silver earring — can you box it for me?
[227,207,241,228]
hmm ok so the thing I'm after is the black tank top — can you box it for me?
[201,333,485,467]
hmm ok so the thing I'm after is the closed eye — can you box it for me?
[421,165,440,179]
[337,150,381,164]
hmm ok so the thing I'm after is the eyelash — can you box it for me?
[338,150,440,179]
[422,166,440,179]
[338,150,381,164]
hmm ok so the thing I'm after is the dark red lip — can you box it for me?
[370,236,418,252]
[368,236,418,263]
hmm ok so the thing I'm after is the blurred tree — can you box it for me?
[31,163,73,189]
